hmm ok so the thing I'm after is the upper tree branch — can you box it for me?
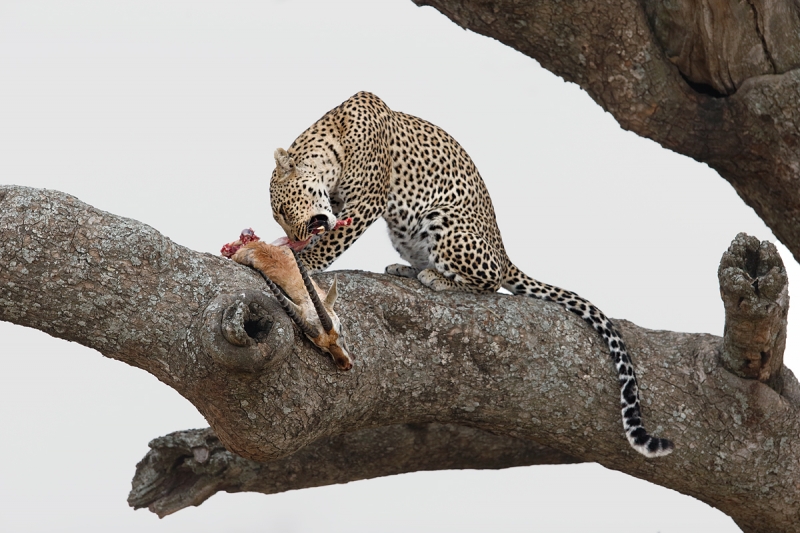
[2,186,800,532]
[411,0,800,265]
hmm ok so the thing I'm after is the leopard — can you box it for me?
[268,91,674,458]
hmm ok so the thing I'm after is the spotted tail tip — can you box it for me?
[630,432,675,458]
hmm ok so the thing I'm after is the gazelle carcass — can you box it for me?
[222,229,352,370]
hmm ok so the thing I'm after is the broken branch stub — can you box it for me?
[718,233,789,390]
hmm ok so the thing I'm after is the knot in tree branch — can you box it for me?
[201,290,296,373]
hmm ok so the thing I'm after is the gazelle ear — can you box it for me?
[324,275,339,309]
[274,148,295,180]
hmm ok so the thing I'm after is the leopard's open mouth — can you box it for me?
[307,215,331,235]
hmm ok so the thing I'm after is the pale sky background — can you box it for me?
[1,1,796,531]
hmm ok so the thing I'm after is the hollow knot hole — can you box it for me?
[221,300,274,347]
[243,302,274,343]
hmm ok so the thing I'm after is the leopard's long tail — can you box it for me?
[504,263,674,458]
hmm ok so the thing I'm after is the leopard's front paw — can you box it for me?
[385,264,420,279]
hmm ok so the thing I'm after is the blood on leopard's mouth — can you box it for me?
[271,217,354,252]
[307,215,353,236]
[316,217,353,234]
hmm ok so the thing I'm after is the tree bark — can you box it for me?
[410,0,800,266]
[2,185,800,532]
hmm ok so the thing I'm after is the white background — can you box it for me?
[1,1,795,531]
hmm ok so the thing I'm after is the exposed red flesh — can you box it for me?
[220,228,261,258]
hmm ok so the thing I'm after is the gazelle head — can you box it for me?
[281,256,352,371]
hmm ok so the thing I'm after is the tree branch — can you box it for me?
[411,0,800,266]
[128,425,580,517]
[3,185,800,532]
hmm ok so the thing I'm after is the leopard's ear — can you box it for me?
[273,148,295,182]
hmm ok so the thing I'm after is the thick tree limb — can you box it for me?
[411,0,800,265]
[128,424,581,517]
[2,186,800,532]
[130,231,798,523]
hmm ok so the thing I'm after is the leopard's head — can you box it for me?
[270,148,336,245]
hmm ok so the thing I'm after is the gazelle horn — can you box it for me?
[293,251,335,333]
[253,269,320,339]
